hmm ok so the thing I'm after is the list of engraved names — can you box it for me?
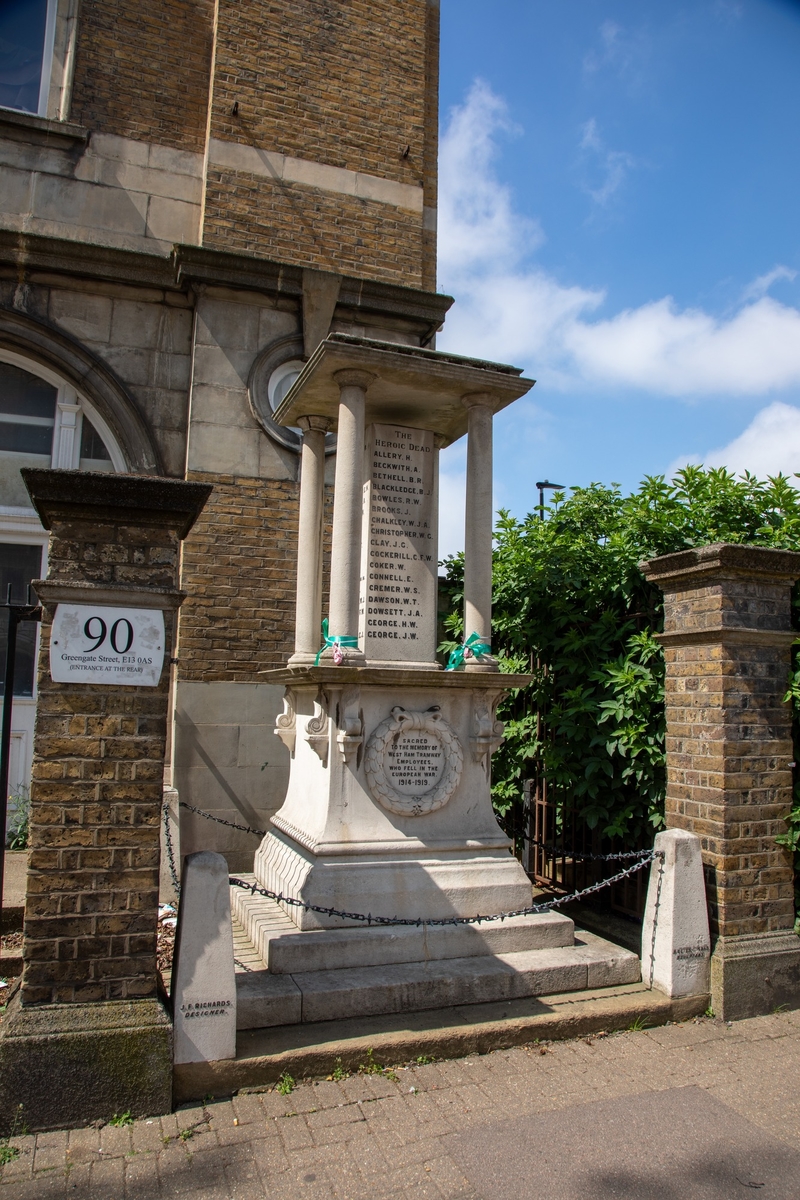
[359,423,436,661]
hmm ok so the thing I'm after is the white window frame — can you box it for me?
[0,349,126,476]
[0,0,82,122]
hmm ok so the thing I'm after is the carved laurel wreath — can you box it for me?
[364,706,463,817]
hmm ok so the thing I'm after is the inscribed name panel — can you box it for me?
[359,423,436,663]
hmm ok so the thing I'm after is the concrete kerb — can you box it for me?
[173,982,709,1104]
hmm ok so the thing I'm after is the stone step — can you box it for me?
[232,928,640,1028]
[230,878,575,974]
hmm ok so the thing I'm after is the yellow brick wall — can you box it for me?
[202,172,427,288]
[205,0,438,288]
[178,473,333,681]
[71,0,215,153]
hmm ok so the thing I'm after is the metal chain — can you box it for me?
[647,845,665,989]
[164,798,663,927]
[162,798,181,896]
[229,852,661,928]
[178,800,266,838]
[526,839,655,863]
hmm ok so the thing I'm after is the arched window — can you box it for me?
[0,351,125,507]
[0,351,128,836]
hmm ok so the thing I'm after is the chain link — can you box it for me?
[178,800,266,838]
[163,797,662,926]
[647,845,665,989]
[229,853,660,928]
[162,798,181,896]
[527,839,655,863]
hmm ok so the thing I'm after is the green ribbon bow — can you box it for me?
[445,631,492,671]
[314,618,359,666]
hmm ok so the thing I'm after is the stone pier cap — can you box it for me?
[640,542,800,590]
[273,333,535,448]
[22,468,213,540]
[640,542,800,644]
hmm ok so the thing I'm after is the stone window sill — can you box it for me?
[0,107,89,148]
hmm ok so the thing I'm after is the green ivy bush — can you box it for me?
[440,467,800,902]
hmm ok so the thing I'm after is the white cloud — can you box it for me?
[437,82,800,398]
[582,20,651,92]
[740,265,797,304]
[703,402,800,477]
[579,118,637,206]
[438,80,542,280]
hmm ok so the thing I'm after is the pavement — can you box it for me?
[2,1008,800,1199]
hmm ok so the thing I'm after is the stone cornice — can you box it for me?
[21,469,212,539]
[641,542,800,589]
[0,232,453,342]
[260,665,532,690]
[34,580,185,611]
[656,626,797,647]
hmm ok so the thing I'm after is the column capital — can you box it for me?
[461,391,494,411]
[333,369,376,391]
[297,415,332,434]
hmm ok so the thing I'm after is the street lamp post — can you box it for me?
[536,480,565,522]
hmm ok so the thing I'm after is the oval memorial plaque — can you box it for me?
[364,706,463,817]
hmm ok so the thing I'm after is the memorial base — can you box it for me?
[228,885,642,1028]
[0,994,172,1133]
[710,931,800,1021]
[256,665,533,931]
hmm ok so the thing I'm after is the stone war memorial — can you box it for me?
[173,332,647,1101]
[0,0,797,1142]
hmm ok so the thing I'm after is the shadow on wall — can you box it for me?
[173,681,290,871]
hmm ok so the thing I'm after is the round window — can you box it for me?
[248,337,336,455]
[268,360,304,413]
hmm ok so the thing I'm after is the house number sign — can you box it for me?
[49,604,166,687]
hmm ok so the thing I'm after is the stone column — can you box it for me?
[325,370,373,664]
[0,469,210,1132]
[462,393,496,671]
[641,543,800,1020]
[289,416,330,665]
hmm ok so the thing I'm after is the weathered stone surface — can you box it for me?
[0,994,171,1133]
[230,883,574,973]
[291,939,639,1024]
[172,852,236,1064]
[711,931,800,1021]
[641,829,710,998]
[235,970,301,1030]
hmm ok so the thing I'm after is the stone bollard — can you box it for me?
[172,852,236,1065]
[642,829,711,999]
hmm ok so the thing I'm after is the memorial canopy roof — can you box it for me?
[274,334,535,448]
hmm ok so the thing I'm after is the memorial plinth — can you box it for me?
[258,335,536,928]
[226,336,642,1024]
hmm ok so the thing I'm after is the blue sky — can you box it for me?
[435,0,800,556]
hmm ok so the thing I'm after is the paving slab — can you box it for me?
[443,1085,800,1200]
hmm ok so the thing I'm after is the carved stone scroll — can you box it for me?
[471,698,504,777]
[306,688,329,766]
[336,685,363,764]
[274,688,297,756]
